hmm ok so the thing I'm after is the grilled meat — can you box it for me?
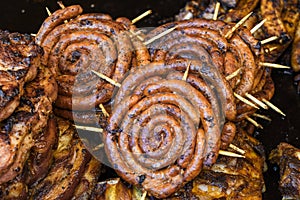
[30,117,92,200]
[0,65,57,185]
[0,173,27,200]
[292,21,300,73]
[24,116,58,186]
[72,157,102,200]
[269,143,300,199]
[167,128,266,200]
[35,5,150,125]
[0,30,42,122]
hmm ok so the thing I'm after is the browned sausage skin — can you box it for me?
[35,5,150,124]
[103,58,227,198]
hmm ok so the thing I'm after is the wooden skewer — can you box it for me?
[144,26,177,45]
[182,61,191,81]
[226,68,241,80]
[93,143,104,151]
[141,191,147,200]
[75,125,103,132]
[132,10,152,24]
[57,2,69,23]
[57,1,65,9]
[129,29,144,41]
[262,98,286,116]
[92,70,121,87]
[246,116,263,129]
[225,12,253,39]
[46,7,52,16]
[268,46,278,52]
[234,93,259,109]
[264,46,278,54]
[245,93,268,109]
[252,113,272,121]
[182,12,193,20]
[260,36,278,45]
[219,150,245,158]
[99,104,110,117]
[229,144,246,154]
[259,62,290,69]
[250,19,267,34]
[213,2,220,20]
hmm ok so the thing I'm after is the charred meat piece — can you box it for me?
[187,128,265,200]
[72,157,102,200]
[24,116,58,186]
[0,173,28,200]
[292,20,300,73]
[269,143,300,199]
[0,66,57,185]
[0,30,42,122]
[30,117,92,200]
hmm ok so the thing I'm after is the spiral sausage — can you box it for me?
[146,18,267,121]
[103,59,224,198]
[35,5,150,124]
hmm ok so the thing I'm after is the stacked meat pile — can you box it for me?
[0,2,294,199]
[0,30,57,198]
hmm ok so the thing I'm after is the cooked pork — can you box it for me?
[0,30,42,122]
[269,143,300,199]
[0,65,57,185]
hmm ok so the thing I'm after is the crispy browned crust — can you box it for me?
[0,65,57,185]
[0,30,42,122]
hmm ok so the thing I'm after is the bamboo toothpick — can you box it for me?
[264,46,278,54]
[262,98,286,116]
[245,93,268,109]
[129,29,144,41]
[132,10,152,24]
[246,116,263,129]
[182,62,191,81]
[57,2,68,23]
[225,12,253,39]
[252,113,272,121]
[213,2,220,20]
[219,150,245,158]
[93,143,104,151]
[144,26,177,45]
[92,70,121,87]
[183,12,193,20]
[141,191,147,200]
[260,36,278,45]
[234,93,259,109]
[57,1,65,9]
[250,19,267,34]
[259,62,290,69]
[99,104,110,117]
[229,144,246,154]
[75,125,103,132]
[46,7,52,16]
[226,68,241,80]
